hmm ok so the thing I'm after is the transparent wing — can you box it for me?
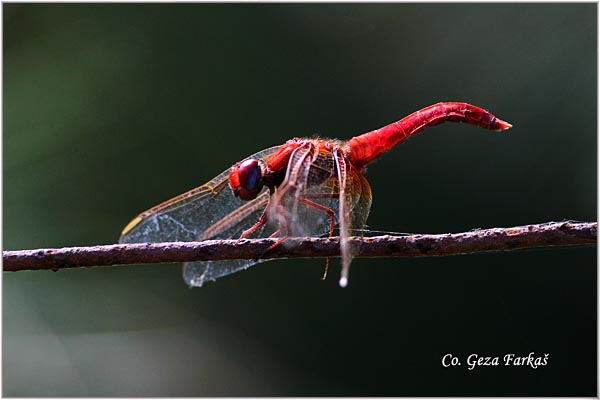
[334,148,373,286]
[268,143,373,283]
[119,146,282,287]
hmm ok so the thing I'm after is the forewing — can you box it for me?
[333,149,373,286]
[119,146,282,287]
[182,190,275,287]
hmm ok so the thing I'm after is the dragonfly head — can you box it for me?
[229,158,264,201]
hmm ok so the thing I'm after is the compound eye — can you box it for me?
[229,159,263,201]
[238,159,261,192]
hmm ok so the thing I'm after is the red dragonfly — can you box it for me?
[120,102,511,287]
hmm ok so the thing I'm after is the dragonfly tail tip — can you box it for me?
[339,276,348,288]
[496,119,513,131]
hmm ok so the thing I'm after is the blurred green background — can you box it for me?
[3,3,596,396]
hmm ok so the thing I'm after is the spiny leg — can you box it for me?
[239,205,270,240]
[257,191,338,279]
[259,202,291,257]
[238,188,276,241]
[300,194,336,280]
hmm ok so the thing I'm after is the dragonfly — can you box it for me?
[120,102,512,288]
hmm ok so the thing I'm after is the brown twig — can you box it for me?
[3,221,596,272]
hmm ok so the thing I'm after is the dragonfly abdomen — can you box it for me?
[345,102,512,169]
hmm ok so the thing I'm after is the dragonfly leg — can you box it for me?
[259,193,336,278]
[299,197,336,237]
[239,205,270,240]
[260,202,290,256]
[299,195,336,280]
[321,258,330,281]
[237,200,292,262]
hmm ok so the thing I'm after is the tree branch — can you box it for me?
[3,221,596,272]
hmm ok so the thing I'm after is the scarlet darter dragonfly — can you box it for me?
[120,102,511,288]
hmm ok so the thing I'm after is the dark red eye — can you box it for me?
[239,159,260,191]
[229,159,263,201]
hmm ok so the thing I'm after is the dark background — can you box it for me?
[3,3,596,396]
